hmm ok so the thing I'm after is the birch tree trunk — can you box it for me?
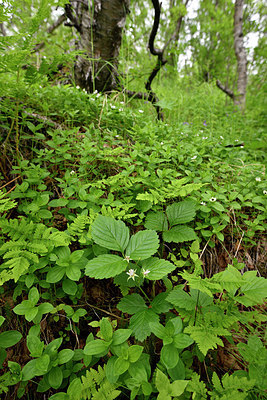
[65,0,130,93]
[233,0,247,110]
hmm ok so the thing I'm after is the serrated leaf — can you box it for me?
[238,275,267,306]
[117,294,146,314]
[150,292,171,313]
[85,254,126,279]
[126,230,159,260]
[129,309,159,341]
[142,257,175,280]
[91,215,129,252]
[166,201,196,226]
[144,212,168,231]
[184,325,228,356]
[163,225,197,243]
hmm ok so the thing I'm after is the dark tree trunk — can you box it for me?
[65,0,130,93]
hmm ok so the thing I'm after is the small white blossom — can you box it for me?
[76,85,80,89]
[119,108,123,112]
[70,170,75,175]
[124,255,132,263]
[240,145,244,148]
[202,136,208,140]
[115,135,119,138]
[83,88,86,92]
[160,141,164,145]
[180,132,184,135]
[263,190,267,195]
[126,269,138,281]
[256,177,261,182]
[209,197,217,202]
[110,105,116,109]
[200,130,204,133]
[142,269,150,277]
[200,201,206,206]
[96,93,101,98]
[90,97,95,101]
[220,136,224,140]
[191,155,197,160]
[235,139,239,142]
[120,101,124,104]
[138,109,144,113]
[93,90,98,94]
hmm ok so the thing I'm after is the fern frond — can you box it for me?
[0,190,17,214]
[184,325,229,356]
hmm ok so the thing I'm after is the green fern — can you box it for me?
[0,217,70,284]
[67,214,92,243]
[209,372,255,400]
[0,190,17,214]
[184,325,229,356]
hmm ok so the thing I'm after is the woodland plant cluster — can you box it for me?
[0,1,267,399]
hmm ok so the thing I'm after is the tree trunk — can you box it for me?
[234,0,247,110]
[65,0,130,93]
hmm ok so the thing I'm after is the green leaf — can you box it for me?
[128,345,143,363]
[238,274,267,306]
[35,354,50,374]
[150,292,171,313]
[62,279,77,295]
[83,339,110,356]
[91,215,129,252]
[184,325,228,356]
[161,343,179,369]
[126,230,159,260]
[149,322,166,339]
[155,368,171,393]
[48,366,63,389]
[85,254,126,279]
[100,318,113,342]
[112,329,132,345]
[166,201,196,226]
[0,330,22,348]
[129,309,159,341]
[114,357,130,375]
[58,349,74,364]
[48,199,69,207]
[22,359,38,381]
[13,300,33,315]
[173,333,194,349]
[142,257,175,280]
[163,225,197,243]
[144,212,168,231]
[46,266,66,283]
[170,380,188,396]
[117,294,147,314]
[66,264,81,281]
[27,335,44,357]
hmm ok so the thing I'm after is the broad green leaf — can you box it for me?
[35,354,50,374]
[142,257,175,280]
[100,318,113,342]
[66,264,81,281]
[22,359,37,381]
[129,309,159,342]
[83,339,110,356]
[144,212,168,231]
[166,201,196,226]
[0,331,22,348]
[38,303,54,315]
[27,335,43,357]
[173,333,194,349]
[13,300,35,315]
[46,266,66,283]
[170,380,189,396]
[150,292,171,313]
[163,225,197,243]
[161,344,179,369]
[85,254,126,279]
[117,294,146,314]
[112,329,132,345]
[91,215,129,252]
[62,279,78,295]
[28,287,40,305]
[126,230,159,260]
[106,356,120,384]
[238,275,267,306]
[114,357,130,375]
[128,345,143,363]
[25,307,38,322]
[48,366,63,389]
[48,199,69,207]
[149,322,166,339]
[67,378,82,398]
[155,368,170,393]
[58,349,74,364]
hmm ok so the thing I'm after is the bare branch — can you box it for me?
[216,79,235,99]
[163,0,189,52]
[64,4,82,33]
[33,14,67,52]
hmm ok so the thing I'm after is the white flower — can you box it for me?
[124,255,132,263]
[76,85,80,89]
[263,190,267,195]
[90,97,95,101]
[138,110,144,113]
[110,105,116,109]
[220,136,224,140]
[202,137,208,140]
[200,130,203,133]
[200,201,206,206]
[83,88,86,92]
[119,108,123,112]
[191,155,197,160]
[235,139,239,142]
[70,170,75,175]
[160,141,164,145]
[115,134,119,138]
[196,133,199,136]
[126,269,138,281]
[180,132,184,135]
[93,90,98,94]
[96,93,101,98]
[209,197,217,202]
[120,101,124,104]
[240,145,244,148]
[256,177,261,182]
[142,269,150,277]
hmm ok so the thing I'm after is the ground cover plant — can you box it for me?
[0,0,267,399]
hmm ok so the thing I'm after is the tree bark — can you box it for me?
[65,0,130,93]
[234,0,247,110]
